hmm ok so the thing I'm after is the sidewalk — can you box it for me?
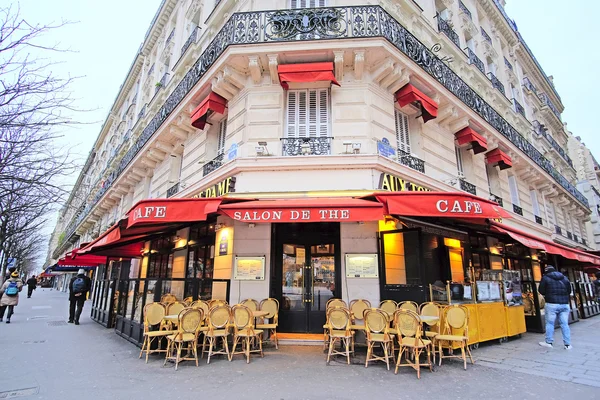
[0,289,597,400]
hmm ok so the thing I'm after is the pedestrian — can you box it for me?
[538,265,572,350]
[0,271,24,323]
[68,269,91,325]
[26,276,37,298]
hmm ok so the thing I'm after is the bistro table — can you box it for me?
[419,315,439,324]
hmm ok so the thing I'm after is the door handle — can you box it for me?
[310,264,314,304]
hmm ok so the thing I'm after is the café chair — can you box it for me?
[230,305,264,363]
[164,308,203,370]
[191,300,210,319]
[208,299,228,309]
[379,300,397,320]
[419,302,442,362]
[161,294,177,304]
[436,305,474,370]
[326,307,354,365]
[397,301,419,313]
[323,299,348,349]
[326,298,347,310]
[240,298,259,312]
[202,304,231,364]
[364,309,394,370]
[349,299,371,331]
[256,298,280,349]
[394,309,433,379]
[183,296,194,306]
[139,303,174,363]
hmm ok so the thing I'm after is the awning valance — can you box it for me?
[486,148,512,170]
[127,198,222,229]
[455,127,488,155]
[395,84,438,123]
[190,92,228,130]
[220,198,385,223]
[372,192,511,220]
[277,62,340,90]
[58,248,107,266]
[490,222,600,265]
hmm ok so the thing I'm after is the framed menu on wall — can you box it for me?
[345,254,379,278]
[234,256,266,280]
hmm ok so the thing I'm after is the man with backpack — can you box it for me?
[538,265,572,350]
[0,271,23,323]
[68,269,92,325]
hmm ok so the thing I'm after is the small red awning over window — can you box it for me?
[277,62,340,90]
[190,92,228,130]
[455,127,488,154]
[395,84,438,123]
[485,148,512,170]
[220,198,384,223]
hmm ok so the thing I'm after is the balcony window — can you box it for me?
[395,110,411,155]
[217,118,227,156]
[291,0,326,8]
[530,190,541,224]
[508,175,520,208]
[284,89,331,156]
[455,145,464,177]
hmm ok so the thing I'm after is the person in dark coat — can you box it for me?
[68,269,92,325]
[26,276,37,298]
[594,272,600,303]
[538,265,572,349]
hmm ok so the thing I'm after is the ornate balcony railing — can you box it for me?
[535,215,543,225]
[60,5,590,245]
[459,1,472,19]
[459,178,477,195]
[513,98,525,118]
[582,238,587,246]
[573,234,578,243]
[490,193,503,207]
[147,63,155,78]
[166,182,179,198]
[532,120,572,167]
[398,151,425,173]
[466,48,485,75]
[131,95,137,105]
[481,27,492,43]
[437,16,460,48]
[165,28,175,46]
[539,93,562,121]
[137,104,146,121]
[523,76,538,94]
[488,72,504,95]
[504,57,513,71]
[155,73,169,94]
[203,153,225,176]
[181,27,199,56]
[512,204,523,216]
[555,225,562,235]
[566,231,573,240]
[281,137,332,156]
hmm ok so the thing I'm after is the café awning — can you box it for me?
[455,127,488,155]
[277,62,340,90]
[190,92,228,130]
[395,84,438,123]
[490,222,600,265]
[219,198,385,223]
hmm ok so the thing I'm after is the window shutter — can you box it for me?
[395,110,410,154]
[547,202,556,226]
[530,190,540,216]
[287,89,329,138]
[287,91,297,138]
[455,146,464,175]
[308,90,317,137]
[508,175,520,205]
[217,119,227,155]
[298,90,307,138]
[291,0,298,8]
[318,89,329,137]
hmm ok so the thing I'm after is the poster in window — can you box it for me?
[296,248,306,265]
[345,254,378,278]
[234,256,266,280]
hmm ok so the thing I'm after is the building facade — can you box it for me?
[46,0,600,343]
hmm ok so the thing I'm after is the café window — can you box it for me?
[186,221,216,300]
[147,237,175,279]
[382,230,420,285]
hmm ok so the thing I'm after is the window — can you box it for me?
[291,0,326,8]
[217,118,227,155]
[466,37,475,52]
[455,146,464,177]
[286,89,330,138]
[547,201,556,226]
[508,175,520,206]
[395,110,411,155]
[510,83,519,100]
[530,190,540,216]
[487,61,496,76]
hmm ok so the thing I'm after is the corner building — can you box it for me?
[46,0,600,345]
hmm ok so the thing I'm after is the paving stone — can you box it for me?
[511,367,572,382]
[572,378,600,388]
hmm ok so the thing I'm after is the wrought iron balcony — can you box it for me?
[539,93,562,121]
[459,1,472,19]
[155,73,169,94]
[131,95,137,105]
[137,104,146,120]
[166,182,179,198]
[535,215,543,225]
[488,72,505,95]
[481,27,492,43]
[504,57,513,71]
[466,48,485,75]
[513,98,525,118]
[523,77,538,94]
[181,27,199,56]
[573,234,578,243]
[165,28,175,46]
[202,153,225,176]
[512,204,523,216]
[582,238,587,246]
[437,16,460,48]
[398,151,425,173]
[459,178,477,195]
[566,231,573,240]
[532,121,572,167]
[281,137,332,156]
[490,193,503,207]
[147,63,155,78]
[555,225,562,235]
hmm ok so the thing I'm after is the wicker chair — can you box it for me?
[139,303,174,363]
[325,307,354,365]
[394,309,433,379]
[364,308,395,370]
[164,308,203,370]
[419,302,442,362]
[349,299,371,331]
[240,299,259,312]
[255,298,279,349]
[183,296,194,306]
[379,300,397,320]
[230,305,264,363]
[208,299,228,309]
[190,300,210,318]
[436,305,474,370]
[161,294,177,304]
[202,304,231,363]
[323,299,348,349]
[397,301,419,313]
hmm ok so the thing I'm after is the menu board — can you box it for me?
[234,256,266,280]
[345,254,379,278]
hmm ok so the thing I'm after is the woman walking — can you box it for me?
[0,271,24,323]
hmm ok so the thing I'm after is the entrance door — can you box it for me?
[273,223,340,333]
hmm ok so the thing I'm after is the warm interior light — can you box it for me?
[444,238,461,249]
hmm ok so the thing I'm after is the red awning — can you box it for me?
[372,192,511,220]
[127,198,222,229]
[277,62,340,90]
[77,221,146,258]
[455,127,488,155]
[190,92,228,130]
[220,198,385,223]
[58,247,107,266]
[486,148,512,170]
[395,84,438,123]
[490,222,600,265]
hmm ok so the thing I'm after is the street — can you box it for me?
[0,289,598,400]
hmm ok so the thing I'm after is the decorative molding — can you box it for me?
[334,50,344,82]
[353,50,365,80]
[247,55,262,83]
[267,53,279,85]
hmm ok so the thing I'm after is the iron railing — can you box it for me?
[437,16,460,48]
[490,193,503,207]
[488,72,505,95]
[181,27,199,56]
[281,137,332,156]
[147,63,155,78]
[583,238,587,246]
[532,120,572,167]
[535,215,543,225]
[539,92,562,121]
[165,28,175,46]
[459,1,472,19]
[203,153,225,176]
[523,76,538,94]
[573,234,578,243]
[166,182,179,198]
[459,178,477,195]
[481,27,492,43]
[155,73,169,94]
[555,225,562,235]
[398,151,425,173]
[466,48,485,75]
[512,204,523,216]
[513,98,525,118]
[504,57,513,71]
[567,231,573,240]
[137,104,147,121]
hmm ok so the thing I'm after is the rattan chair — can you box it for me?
[202,304,231,363]
[161,294,177,304]
[397,301,419,313]
[164,308,203,370]
[349,299,371,331]
[394,309,433,379]
[183,296,194,305]
[326,307,354,365]
[379,300,397,320]
[255,298,279,349]
[139,303,174,363]
[230,305,264,363]
[240,298,259,312]
[436,305,474,370]
[364,309,394,370]
[326,298,347,310]
[190,300,210,318]
[208,299,228,309]
[323,299,348,349]
[419,302,442,361]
